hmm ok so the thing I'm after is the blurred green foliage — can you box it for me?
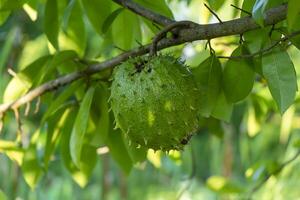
[0,0,300,200]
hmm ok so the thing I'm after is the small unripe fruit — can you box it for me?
[110,55,199,151]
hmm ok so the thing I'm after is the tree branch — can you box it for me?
[112,0,174,26]
[0,4,290,115]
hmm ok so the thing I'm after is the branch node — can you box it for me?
[150,20,196,56]
[239,34,244,44]
[269,24,276,37]
[206,40,215,55]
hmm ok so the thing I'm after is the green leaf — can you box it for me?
[0,140,24,165]
[21,130,43,189]
[3,55,52,103]
[280,25,300,50]
[44,108,73,169]
[199,117,224,138]
[60,108,97,187]
[101,8,124,34]
[206,0,224,11]
[75,144,97,187]
[290,35,300,50]
[0,27,16,71]
[70,86,95,167]
[65,0,86,56]
[0,0,10,25]
[42,80,81,123]
[81,0,112,35]
[135,0,173,19]
[136,0,173,33]
[106,129,133,175]
[106,113,133,174]
[241,0,256,17]
[252,0,269,27]
[126,145,147,164]
[17,35,49,69]
[287,0,300,30]
[112,10,141,50]
[262,50,297,114]
[192,55,222,117]
[244,28,269,53]
[0,0,27,11]
[293,139,300,148]
[223,46,255,103]
[0,140,17,151]
[211,92,233,123]
[90,83,110,146]
[44,0,59,49]
[34,50,78,87]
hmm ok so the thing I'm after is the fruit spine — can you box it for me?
[110,55,199,151]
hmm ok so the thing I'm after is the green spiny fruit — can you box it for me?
[110,55,199,151]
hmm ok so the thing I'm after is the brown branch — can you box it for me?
[0,4,289,115]
[112,0,174,26]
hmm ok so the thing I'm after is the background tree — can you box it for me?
[0,0,300,199]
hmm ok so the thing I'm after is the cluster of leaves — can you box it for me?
[0,0,175,189]
[0,0,300,197]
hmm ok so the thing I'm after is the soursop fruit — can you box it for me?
[110,55,199,151]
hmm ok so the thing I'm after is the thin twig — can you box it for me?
[135,39,143,47]
[269,24,276,37]
[34,97,41,114]
[0,4,289,115]
[207,40,215,54]
[114,45,127,52]
[151,22,162,31]
[217,30,300,59]
[24,102,30,116]
[246,150,300,199]
[204,3,223,23]
[230,4,252,16]
[7,68,17,77]
[239,33,244,44]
